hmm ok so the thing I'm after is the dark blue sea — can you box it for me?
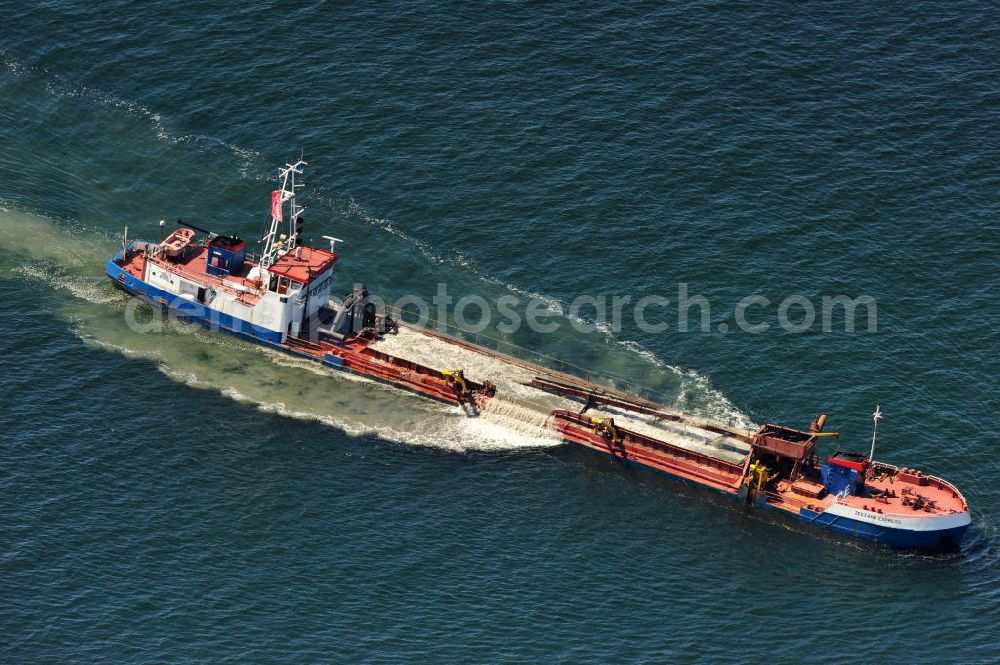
[2,2,998,662]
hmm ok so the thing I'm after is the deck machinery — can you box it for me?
[106,162,970,550]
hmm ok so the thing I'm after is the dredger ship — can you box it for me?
[106,161,971,550]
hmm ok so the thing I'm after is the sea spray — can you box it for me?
[2,205,753,452]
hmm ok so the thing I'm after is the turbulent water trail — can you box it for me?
[318,192,752,427]
[1,52,750,432]
[0,211,545,451]
[2,51,262,176]
[0,204,751,453]
[374,326,753,462]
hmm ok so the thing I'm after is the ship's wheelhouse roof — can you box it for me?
[269,246,338,283]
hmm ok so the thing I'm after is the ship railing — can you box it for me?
[145,248,261,305]
[381,303,750,429]
[872,463,966,506]
[762,490,784,504]
[913,473,967,507]
[116,240,143,262]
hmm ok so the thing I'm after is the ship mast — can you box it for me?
[260,159,307,268]
[868,403,882,461]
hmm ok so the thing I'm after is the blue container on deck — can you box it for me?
[821,451,870,497]
[205,236,246,276]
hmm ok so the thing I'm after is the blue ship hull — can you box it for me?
[106,258,465,408]
[106,258,283,345]
[110,252,972,553]
[795,506,969,549]
[565,438,970,551]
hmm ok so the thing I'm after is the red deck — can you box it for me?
[284,333,495,409]
[552,410,746,493]
[113,243,971,530]
[779,467,968,519]
[268,246,338,284]
[119,245,264,305]
[551,411,968,523]
[115,244,493,409]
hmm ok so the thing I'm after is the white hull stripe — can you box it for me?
[823,503,971,532]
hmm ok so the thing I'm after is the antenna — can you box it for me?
[260,159,307,267]
[868,404,882,461]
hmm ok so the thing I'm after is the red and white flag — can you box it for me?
[271,190,283,221]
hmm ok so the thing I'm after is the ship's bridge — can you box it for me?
[266,246,338,291]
